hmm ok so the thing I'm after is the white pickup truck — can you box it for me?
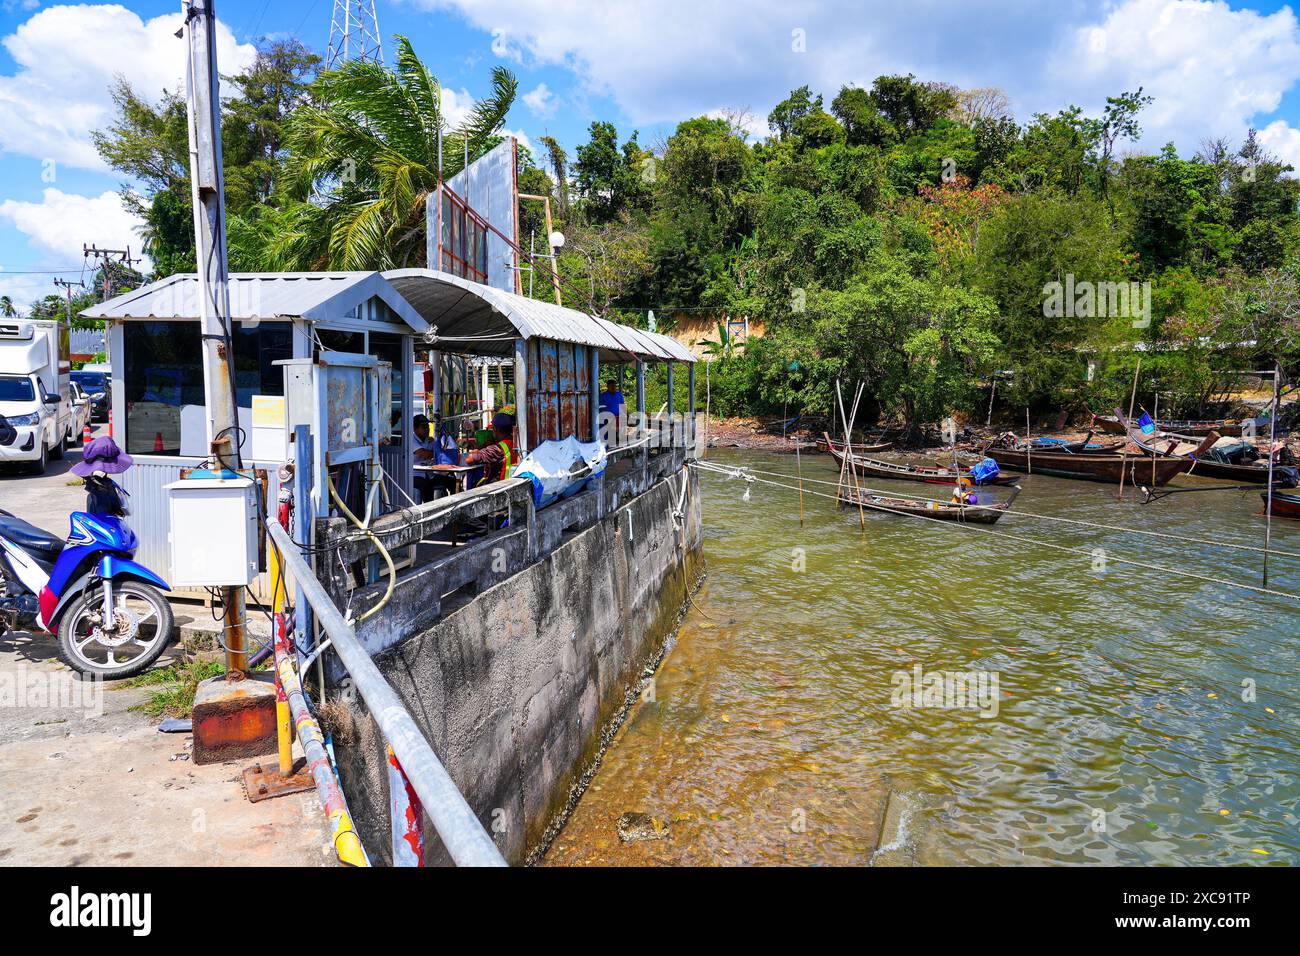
[0,319,72,474]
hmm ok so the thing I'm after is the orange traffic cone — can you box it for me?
[154,432,164,452]
[82,424,92,445]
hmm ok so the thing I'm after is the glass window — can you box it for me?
[71,371,108,391]
[0,375,34,402]
[370,331,405,443]
[123,320,291,456]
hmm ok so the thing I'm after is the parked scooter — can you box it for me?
[0,438,173,679]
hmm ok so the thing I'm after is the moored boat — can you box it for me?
[1262,490,1300,519]
[823,434,1020,485]
[1113,411,1294,485]
[984,443,1191,485]
[837,485,1021,524]
[1090,410,1247,438]
[814,434,893,455]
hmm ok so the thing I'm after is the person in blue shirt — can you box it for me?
[598,379,625,443]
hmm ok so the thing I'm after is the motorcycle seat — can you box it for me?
[0,514,64,559]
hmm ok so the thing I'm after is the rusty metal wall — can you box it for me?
[523,337,600,446]
[576,345,591,440]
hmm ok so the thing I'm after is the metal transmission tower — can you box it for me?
[326,0,383,69]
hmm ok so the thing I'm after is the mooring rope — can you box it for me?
[692,462,1300,603]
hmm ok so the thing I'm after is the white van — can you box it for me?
[0,319,72,473]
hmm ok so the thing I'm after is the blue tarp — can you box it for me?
[969,457,1001,485]
[513,436,608,509]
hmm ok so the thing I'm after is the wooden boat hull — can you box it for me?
[985,447,1191,485]
[1185,459,1276,483]
[1262,490,1300,519]
[1114,411,1275,484]
[837,488,1017,524]
[824,434,1020,485]
[1091,412,1244,438]
[814,436,893,455]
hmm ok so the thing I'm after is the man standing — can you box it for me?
[598,378,626,445]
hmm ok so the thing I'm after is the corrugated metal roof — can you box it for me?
[81,272,429,333]
[384,268,694,363]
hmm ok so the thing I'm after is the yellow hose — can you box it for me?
[328,473,396,622]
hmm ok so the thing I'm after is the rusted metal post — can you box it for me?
[184,0,247,678]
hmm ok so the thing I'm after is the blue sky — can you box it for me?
[3,0,1300,310]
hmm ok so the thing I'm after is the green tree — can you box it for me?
[276,36,516,269]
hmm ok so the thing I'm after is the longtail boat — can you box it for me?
[823,434,1021,485]
[1113,411,1283,484]
[983,443,1191,485]
[1262,490,1300,519]
[837,485,1021,525]
[814,434,893,455]
[1090,410,1248,438]
[996,430,1126,455]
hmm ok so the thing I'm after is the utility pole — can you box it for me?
[52,278,85,324]
[184,0,248,678]
[82,244,141,301]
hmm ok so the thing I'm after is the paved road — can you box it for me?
[0,427,335,867]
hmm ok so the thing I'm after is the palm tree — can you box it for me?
[0,296,16,317]
[272,36,517,270]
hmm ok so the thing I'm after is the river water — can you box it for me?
[544,447,1299,866]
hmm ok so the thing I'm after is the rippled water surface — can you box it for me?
[545,448,1299,866]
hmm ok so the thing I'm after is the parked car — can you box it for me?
[69,368,110,422]
[0,413,14,447]
[0,319,71,474]
[68,381,92,440]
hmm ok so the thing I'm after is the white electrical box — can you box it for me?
[165,476,260,586]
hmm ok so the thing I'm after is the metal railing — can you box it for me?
[267,519,507,867]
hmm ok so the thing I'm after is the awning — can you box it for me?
[82,271,429,333]
[384,268,694,363]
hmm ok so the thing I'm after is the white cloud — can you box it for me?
[501,127,534,156]
[0,4,257,171]
[1051,0,1300,153]
[440,85,477,128]
[522,81,558,118]
[0,188,146,263]
[419,0,1300,156]
[1258,119,1300,170]
[0,270,64,315]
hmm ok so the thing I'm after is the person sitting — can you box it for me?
[465,412,516,486]
[412,414,460,503]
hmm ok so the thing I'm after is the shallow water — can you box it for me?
[545,448,1300,866]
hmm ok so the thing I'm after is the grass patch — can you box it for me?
[126,659,226,718]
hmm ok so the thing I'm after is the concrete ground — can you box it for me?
[0,426,334,867]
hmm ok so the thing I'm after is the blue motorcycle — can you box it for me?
[0,475,173,679]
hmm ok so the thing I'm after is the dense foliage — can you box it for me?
[92,45,1300,426]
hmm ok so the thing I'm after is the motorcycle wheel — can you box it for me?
[57,580,175,680]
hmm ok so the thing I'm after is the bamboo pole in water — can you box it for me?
[1117,358,1142,501]
[1026,408,1032,475]
[847,383,868,529]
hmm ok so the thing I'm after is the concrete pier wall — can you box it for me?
[331,466,703,865]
